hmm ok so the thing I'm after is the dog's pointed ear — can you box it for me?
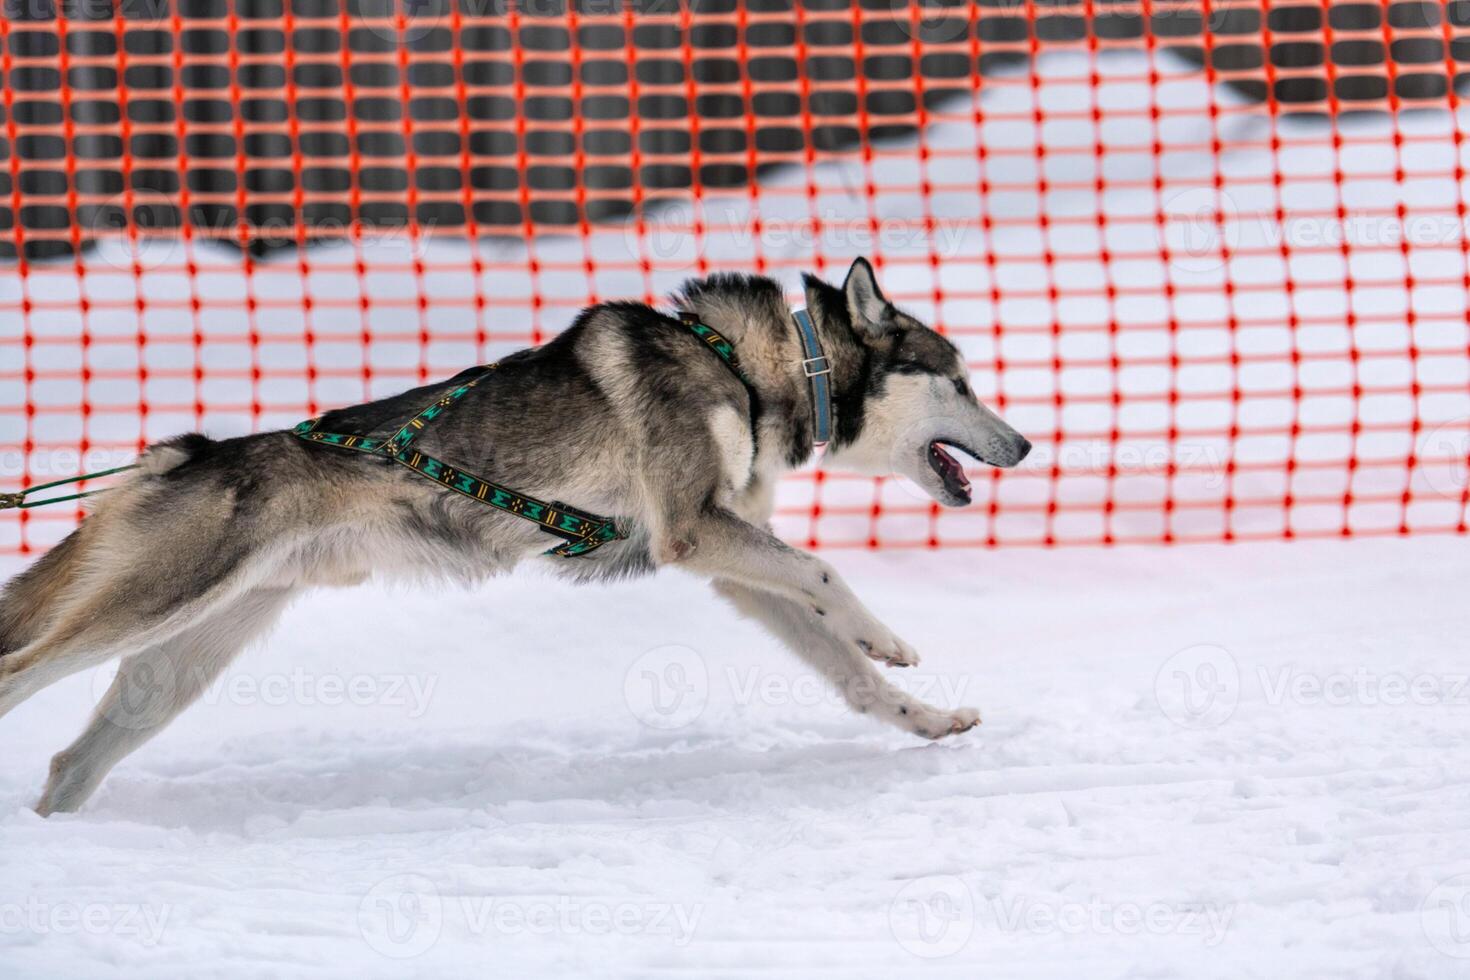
[842,257,894,335]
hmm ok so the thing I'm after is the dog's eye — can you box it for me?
[953,378,970,397]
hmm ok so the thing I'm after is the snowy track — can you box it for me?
[2,536,1468,977]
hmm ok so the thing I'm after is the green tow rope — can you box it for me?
[0,464,138,511]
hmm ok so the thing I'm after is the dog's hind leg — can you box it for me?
[0,517,279,724]
[0,527,89,657]
[35,586,295,816]
[0,540,282,726]
[0,603,139,725]
[714,580,979,740]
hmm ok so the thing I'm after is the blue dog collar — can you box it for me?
[791,308,832,451]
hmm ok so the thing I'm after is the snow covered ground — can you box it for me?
[1,535,1468,978]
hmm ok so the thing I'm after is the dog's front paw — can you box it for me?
[856,633,920,669]
[911,705,980,740]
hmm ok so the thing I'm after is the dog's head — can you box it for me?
[809,258,1031,507]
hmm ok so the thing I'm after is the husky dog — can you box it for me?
[0,258,1029,815]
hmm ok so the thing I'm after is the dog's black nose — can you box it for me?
[1014,436,1033,463]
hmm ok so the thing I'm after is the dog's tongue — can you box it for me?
[928,441,971,496]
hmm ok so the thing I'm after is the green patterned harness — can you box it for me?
[292,314,748,558]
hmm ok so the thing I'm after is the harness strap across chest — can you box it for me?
[292,316,752,559]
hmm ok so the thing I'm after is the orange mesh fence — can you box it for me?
[3,0,1470,553]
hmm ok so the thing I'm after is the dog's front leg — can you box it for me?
[662,509,920,668]
[713,580,979,740]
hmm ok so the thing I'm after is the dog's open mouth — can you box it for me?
[927,441,973,503]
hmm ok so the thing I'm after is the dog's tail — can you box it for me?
[0,434,210,657]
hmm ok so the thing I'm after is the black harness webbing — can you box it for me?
[291,316,751,558]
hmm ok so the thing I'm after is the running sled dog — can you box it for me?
[0,258,1030,815]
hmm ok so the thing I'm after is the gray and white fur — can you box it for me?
[0,258,1030,816]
